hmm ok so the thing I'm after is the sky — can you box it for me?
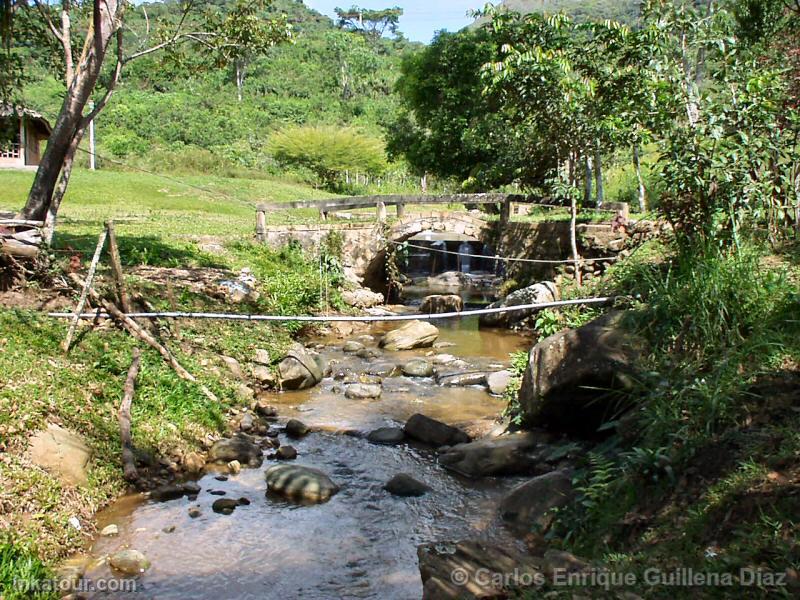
[305,0,483,43]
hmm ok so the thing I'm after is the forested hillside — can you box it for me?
[18,0,417,176]
[475,0,642,25]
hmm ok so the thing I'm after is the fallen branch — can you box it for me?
[68,272,218,402]
[119,348,141,482]
[63,229,107,353]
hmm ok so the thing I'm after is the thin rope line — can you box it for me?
[48,296,619,322]
[390,240,619,265]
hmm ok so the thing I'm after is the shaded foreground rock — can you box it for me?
[519,311,640,435]
[380,321,439,351]
[367,427,405,445]
[404,414,470,447]
[285,419,310,438]
[418,541,541,599]
[499,470,574,535]
[150,482,201,502]
[438,432,547,478]
[277,344,323,390]
[384,474,430,497]
[28,424,91,486]
[479,281,559,328]
[208,433,262,467]
[265,464,340,503]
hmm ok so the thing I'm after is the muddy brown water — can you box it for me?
[82,317,531,599]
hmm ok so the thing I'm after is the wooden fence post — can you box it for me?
[396,203,405,219]
[255,205,267,241]
[500,199,511,227]
[105,220,131,313]
[376,201,387,223]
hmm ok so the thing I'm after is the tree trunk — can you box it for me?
[570,192,582,287]
[20,0,123,222]
[235,60,245,102]
[43,125,86,244]
[633,143,647,213]
[594,140,604,208]
[583,156,592,205]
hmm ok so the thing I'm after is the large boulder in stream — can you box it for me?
[419,295,463,314]
[265,464,339,503]
[418,541,542,599]
[404,414,470,447]
[277,344,324,390]
[438,432,549,478]
[380,321,439,351]
[479,281,559,328]
[518,311,641,435]
[208,433,262,467]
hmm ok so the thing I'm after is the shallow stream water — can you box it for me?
[82,313,531,599]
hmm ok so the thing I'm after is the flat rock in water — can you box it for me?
[366,427,405,445]
[385,474,430,497]
[285,419,310,438]
[436,372,487,387]
[208,433,262,467]
[109,550,150,575]
[28,424,91,486]
[417,541,541,599]
[367,363,401,377]
[404,414,470,448]
[265,464,339,503]
[438,433,545,478]
[343,341,365,353]
[345,383,383,399]
[402,359,434,378]
[380,321,439,351]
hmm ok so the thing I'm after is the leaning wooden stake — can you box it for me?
[119,348,141,481]
[69,273,218,402]
[105,220,132,313]
[63,229,108,353]
[569,194,583,287]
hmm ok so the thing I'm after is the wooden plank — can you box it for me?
[63,229,108,353]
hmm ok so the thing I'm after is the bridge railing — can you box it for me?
[255,194,628,241]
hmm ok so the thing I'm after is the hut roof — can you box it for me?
[0,105,52,134]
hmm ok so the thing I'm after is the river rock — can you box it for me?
[221,356,245,380]
[285,419,310,438]
[380,321,439,351]
[252,365,276,386]
[367,363,401,377]
[109,550,150,575]
[384,474,430,497]
[265,464,340,503]
[100,524,119,537]
[342,373,382,385]
[150,482,202,502]
[277,344,324,390]
[275,446,297,460]
[212,498,240,515]
[366,427,405,445]
[188,507,202,518]
[433,341,456,349]
[402,359,434,378]
[438,433,544,478]
[417,541,541,599]
[356,347,382,359]
[184,452,206,474]
[253,349,271,365]
[342,288,384,308]
[208,434,262,467]
[345,383,383,399]
[254,399,278,418]
[479,281,559,328]
[404,414,470,447]
[431,354,457,365]
[28,423,91,486]
[419,294,463,314]
[227,460,242,474]
[436,372,487,387]
[486,370,512,396]
[518,311,641,435]
[343,340,365,353]
[499,470,574,535]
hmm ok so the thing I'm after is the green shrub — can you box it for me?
[0,542,55,600]
[267,125,387,189]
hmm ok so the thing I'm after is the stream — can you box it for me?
[81,293,531,599]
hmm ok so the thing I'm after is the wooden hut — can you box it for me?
[0,105,52,169]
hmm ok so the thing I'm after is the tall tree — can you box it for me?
[334,5,403,38]
[6,0,290,239]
